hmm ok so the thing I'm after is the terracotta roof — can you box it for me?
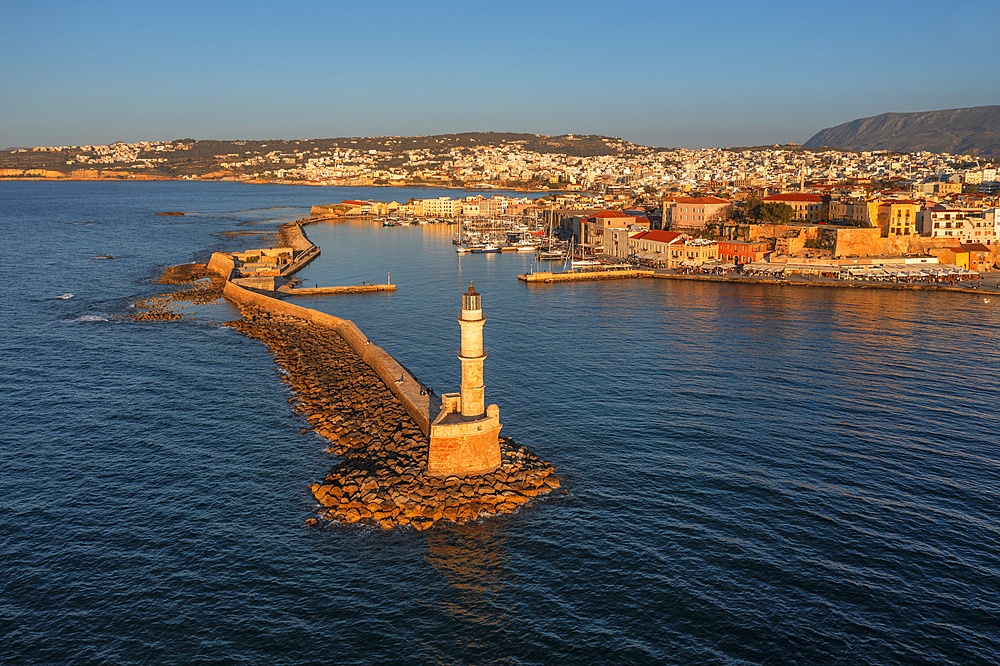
[962,243,991,252]
[593,210,630,218]
[674,197,730,205]
[763,193,822,203]
[633,230,683,244]
[719,240,767,247]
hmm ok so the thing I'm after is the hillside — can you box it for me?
[803,106,1000,158]
[0,132,644,179]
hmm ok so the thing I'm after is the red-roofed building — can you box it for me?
[664,197,731,230]
[339,200,367,214]
[581,210,650,253]
[961,243,992,271]
[762,192,824,222]
[627,230,685,263]
[931,246,970,270]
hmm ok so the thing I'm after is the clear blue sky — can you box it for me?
[2,0,997,149]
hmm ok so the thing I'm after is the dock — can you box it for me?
[277,283,396,296]
[518,269,654,283]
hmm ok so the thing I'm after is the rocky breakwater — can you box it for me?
[228,303,561,530]
[119,262,227,322]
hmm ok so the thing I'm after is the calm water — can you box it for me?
[2,181,999,665]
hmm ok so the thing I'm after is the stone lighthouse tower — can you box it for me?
[458,282,487,417]
[427,282,502,477]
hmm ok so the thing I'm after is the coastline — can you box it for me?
[648,271,999,294]
[520,266,999,295]
[0,174,561,193]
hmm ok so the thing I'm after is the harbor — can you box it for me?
[8,181,1000,666]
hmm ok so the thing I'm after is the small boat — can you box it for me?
[471,244,500,253]
[536,250,566,260]
[516,244,537,252]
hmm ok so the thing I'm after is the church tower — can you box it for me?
[427,282,502,477]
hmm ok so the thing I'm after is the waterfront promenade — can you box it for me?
[519,265,1000,294]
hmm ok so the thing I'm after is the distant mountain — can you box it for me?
[803,106,1000,158]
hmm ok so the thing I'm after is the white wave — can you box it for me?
[57,293,74,300]
[75,314,109,322]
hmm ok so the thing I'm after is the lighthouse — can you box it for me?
[458,282,486,417]
[427,282,502,477]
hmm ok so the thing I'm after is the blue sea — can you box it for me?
[2,180,999,665]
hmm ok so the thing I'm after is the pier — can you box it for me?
[277,283,396,296]
[517,265,996,295]
[518,269,654,283]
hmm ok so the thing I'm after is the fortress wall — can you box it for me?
[833,229,992,259]
[207,252,235,279]
[222,279,434,435]
[310,205,342,217]
[833,228,883,257]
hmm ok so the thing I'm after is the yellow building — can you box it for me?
[877,200,919,236]
[671,238,719,268]
[932,246,970,269]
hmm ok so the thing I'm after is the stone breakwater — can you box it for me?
[118,263,227,322]
[228,303,561,530]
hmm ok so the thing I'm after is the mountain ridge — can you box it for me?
[803,106,1000,158]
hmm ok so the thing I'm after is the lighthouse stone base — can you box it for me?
[427,393,502,477]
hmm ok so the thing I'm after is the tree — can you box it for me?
[758,202,793,225]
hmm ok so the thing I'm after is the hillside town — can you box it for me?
[3,134,999,275]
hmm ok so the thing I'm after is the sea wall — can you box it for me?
[280,223,316,252]
[221,277,435,435]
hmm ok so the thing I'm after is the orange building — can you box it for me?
[961,243,993,271]
[717,240,769,265]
